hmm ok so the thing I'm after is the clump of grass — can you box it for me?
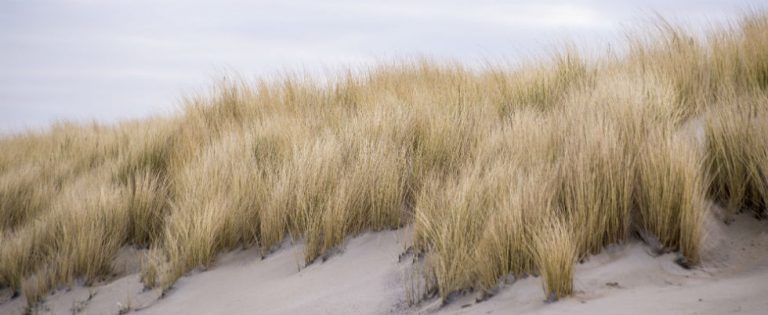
[0,123,121,234]
[50,186,129,286]
[0,167,54,232]
[318,140,409,254]
[472,164,556,293]
[470,111,561,293]
[636,130,707,264]
[530,218,578,301]
[0,222,53,290]
[159,202,226,289]
[271,134,347,264]
[412,111,561,300]
[414,170,494,299]
[157,129,268,288]
[124,171,170,248]
[705,96,768,217]
[2,172,130,302]
[555,109,634,256]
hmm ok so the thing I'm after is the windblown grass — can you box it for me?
[0,11,767,310]
[636,129,707,265]
[705,95,768,218]
[530,218,578,301]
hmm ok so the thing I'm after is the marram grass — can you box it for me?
[0,12,767,309]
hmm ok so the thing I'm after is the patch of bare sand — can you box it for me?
[137,229,412,315]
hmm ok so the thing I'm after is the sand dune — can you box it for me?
[2,212,765,315]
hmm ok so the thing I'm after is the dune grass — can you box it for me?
[0,11,767,309]
[530,217,578,301]
[705,95,768,219]
[636,129,707,264]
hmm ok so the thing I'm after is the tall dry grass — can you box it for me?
[0,11,767,309]
[636,130,707,265]
[530,217,578,301]
[705,95,768,218]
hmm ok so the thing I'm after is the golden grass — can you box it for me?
[530,218,578,301]
[1,11,767,309]
[705,95,768,218]
[471,113,560,293]
[636,130,707,264]
[555,108,634,256]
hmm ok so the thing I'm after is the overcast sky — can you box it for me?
[0,0,764,133]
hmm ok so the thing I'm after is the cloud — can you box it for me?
[0,0,764,132]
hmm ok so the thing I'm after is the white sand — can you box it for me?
[2,213,767,315]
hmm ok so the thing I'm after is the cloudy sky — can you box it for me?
[0,0,764,133]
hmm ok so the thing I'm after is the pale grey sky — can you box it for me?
[0,0,764,133]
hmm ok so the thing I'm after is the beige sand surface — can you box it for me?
[2,213,766,315]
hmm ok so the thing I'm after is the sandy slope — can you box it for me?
[2,213,766,315]
[138,229,412,315]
